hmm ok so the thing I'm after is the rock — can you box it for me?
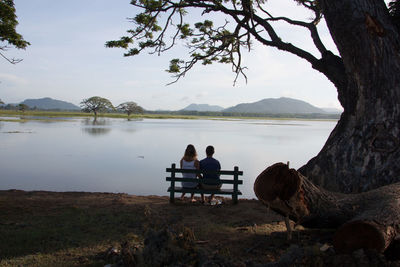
[320,243,331,252]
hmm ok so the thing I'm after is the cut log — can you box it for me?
[254,162,400,253]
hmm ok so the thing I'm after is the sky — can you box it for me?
[0,0,342,111]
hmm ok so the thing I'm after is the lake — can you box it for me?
[0,117,336,199]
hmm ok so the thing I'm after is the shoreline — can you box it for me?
[1,189,256,201]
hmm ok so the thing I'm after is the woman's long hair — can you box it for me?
[182,144,197,161]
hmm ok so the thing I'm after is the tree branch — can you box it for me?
[0,51,22,64]
[108,0,345,88]
[265,16,328,55]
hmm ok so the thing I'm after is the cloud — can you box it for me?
[0,73,28,86]
[180,96,190,101]
[123,80,142,87]
[281,90,296,98]
[123,79,164,88]
[151,91,171,99]
[195,91,208,98]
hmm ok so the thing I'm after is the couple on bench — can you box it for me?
[180,144,221,203]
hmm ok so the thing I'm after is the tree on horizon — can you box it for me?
[80,96,115,118]
[117,101,144,117]
[17,103,28,112]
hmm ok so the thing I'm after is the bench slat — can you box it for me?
[166,177,243,185]
[166,168,243,176]
[168,186,242,195]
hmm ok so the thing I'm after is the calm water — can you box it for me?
[0,117,336,198]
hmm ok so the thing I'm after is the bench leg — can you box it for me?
[170,190,175,203]
[232,194,238,204]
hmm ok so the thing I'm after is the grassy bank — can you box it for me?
[0,110,200,120]
[0,109,338,122]
[1,190,396,266]
[0,190,336,266]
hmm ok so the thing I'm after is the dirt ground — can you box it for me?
[0,190,398,266]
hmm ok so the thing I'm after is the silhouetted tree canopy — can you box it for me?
[106,0,342,85]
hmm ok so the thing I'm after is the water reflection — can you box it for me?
[81,118,112,136]
[20,116,64,124]
[127,118,143,122]
[17,117,29,124]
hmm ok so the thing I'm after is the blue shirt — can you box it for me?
[200,157,221,185]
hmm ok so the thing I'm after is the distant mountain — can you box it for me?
[223,97,326,114]
[21,97,80,110]
[181,103,224,112]
[321,107,343,114]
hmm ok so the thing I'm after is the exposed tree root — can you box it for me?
[254,162,400,253]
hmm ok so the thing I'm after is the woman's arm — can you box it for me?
[194,160,202,178]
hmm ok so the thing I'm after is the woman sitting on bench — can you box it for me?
[180,144,201,202]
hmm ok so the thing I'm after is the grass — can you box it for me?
[0,191,149,266]
[0,110,202,121]
[1,190,393,266]
[0,110,338,122]
[0,190,337,266]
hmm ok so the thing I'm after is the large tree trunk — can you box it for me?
[254,163,400,253]
[299,0,400,193]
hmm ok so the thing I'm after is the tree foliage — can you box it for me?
[106,0,345,85]
[80,96,115,117]
[17,103,28,112]
[2,103,15,110]
[0,0,30,64]
[117,101,144,116]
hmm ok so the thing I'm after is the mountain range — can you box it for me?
[182,97,342,114]
[181,103,224,112]
[5,97,342,114]
[20,97,80,110]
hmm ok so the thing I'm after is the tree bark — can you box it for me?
[254,163,400,253]
[299,0,400,193]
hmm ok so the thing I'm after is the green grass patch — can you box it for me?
[0,110,200,120]
[0,110,338,122]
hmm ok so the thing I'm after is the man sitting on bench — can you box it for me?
[200,145,222,202]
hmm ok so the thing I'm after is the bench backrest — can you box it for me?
[166,163,243,183]
[166,163,243,204]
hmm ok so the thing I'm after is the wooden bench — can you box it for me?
[166,163,243,204]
